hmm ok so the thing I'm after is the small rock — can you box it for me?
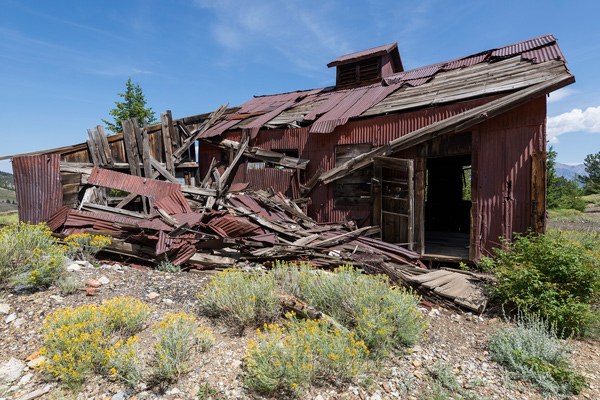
[110,391,127,400]
[147,292,159,300]
[0,358,26,383]
[166,388,181,395]
[13,318,25,328]
[25,352,39,362]
[49,295,64,302]
[86,280,102,288]
[0,304,10,315]
[232,360,242,369]
[18,373,33,386]
[5,314,16,324]
[85,288,97,296]
[66,263,81,272]
[370,395,382,400]
[26,356,45,369]
[411,345,422,353]
[315,396,325,400]
[413,370,423,380]
[98,276,110,285]
[162,299,174,305]
[413,359,421,368]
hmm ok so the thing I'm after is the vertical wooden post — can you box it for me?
[160,113,175,175]
[371,165,382,239]
[470,130,480,261]
[407,159,414,251]
[414,157,426,256]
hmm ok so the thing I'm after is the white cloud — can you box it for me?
[547,88,576,103]
[547,106,600,143]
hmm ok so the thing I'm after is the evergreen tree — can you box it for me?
[546,146,561,209]
[579,151,600,195]
[102,77,157,134]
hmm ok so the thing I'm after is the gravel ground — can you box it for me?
[0,261,598,400]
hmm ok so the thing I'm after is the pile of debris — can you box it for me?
[49,165,423,274]
[27,108,487,312]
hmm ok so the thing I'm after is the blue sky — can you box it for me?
[1,0,599,173]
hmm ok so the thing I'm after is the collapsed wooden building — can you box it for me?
[2,34,574,268]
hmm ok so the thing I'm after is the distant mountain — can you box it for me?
[0,171,14,190]
[555,162,587,181]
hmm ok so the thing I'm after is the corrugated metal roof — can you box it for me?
[327,43,398,67]
[88,167,180,203]
[196,34,567,137]
[207,214,264,238]
[13,154,63,225]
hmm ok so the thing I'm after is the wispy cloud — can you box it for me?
[547,88,577,103]
[547,106,600,143]
[193,0,351,76]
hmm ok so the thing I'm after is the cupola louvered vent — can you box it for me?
[328,43,403,89]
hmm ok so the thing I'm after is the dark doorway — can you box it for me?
[424,154,471,260]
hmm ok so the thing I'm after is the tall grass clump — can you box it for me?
[0,222,65,287]
[245,314,370,397]
[489,312,586,397]
[273,262,426,352]
[151,312,214,381]
[198,268,280,331]
[481,232,600,337]
[40,297,151,389]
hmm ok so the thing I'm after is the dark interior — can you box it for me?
[424,154,471,259]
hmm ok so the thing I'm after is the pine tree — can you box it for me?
[102,77,157,134]
[579,151,600,195]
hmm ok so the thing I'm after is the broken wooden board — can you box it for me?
[406,269,488,313]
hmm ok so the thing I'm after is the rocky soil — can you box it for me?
[0,261,599,400]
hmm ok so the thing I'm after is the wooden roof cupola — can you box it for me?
[328,43,403,89]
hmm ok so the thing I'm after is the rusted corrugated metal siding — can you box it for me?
[13,154,63,224]
[475,96,546,258]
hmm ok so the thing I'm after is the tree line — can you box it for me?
[547,147,600,211]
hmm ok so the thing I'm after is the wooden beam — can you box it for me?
[149,156,179,184]
[172,104,229,161]
[92,127,108,165]
[212,139,310,170]
[219,135,248,187]
[81,203,149,219]
[96,126,114,166]
[86,136,100,166]
[201,157,216,189]
[121,120,142,176]
[141,122,152,178]
[115,192,138,209]
[160,113,175,174]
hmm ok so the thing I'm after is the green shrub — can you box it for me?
[151,312,214,381]
[198,268,281,331]
[489,312,586,397]
[245,314,370,397]
[157,256,181,273]
[481,232,600,337]
[40,297,151,389]
[0,222,65,287]
[273,262,425,352]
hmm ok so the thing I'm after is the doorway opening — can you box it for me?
[424,154,471,260]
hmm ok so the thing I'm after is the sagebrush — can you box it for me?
[489,312,586,397]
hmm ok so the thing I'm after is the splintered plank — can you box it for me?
[122,120,142,176]
[408,269,453,284]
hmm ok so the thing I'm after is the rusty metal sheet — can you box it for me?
[154,191,192,214]
[491,34,556,58]
[47,205,69,232]
[88,167,180,202]
[327,43,397,67]
[207,214,264,238]
[64,209,140,232]
[13,154,63,225]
